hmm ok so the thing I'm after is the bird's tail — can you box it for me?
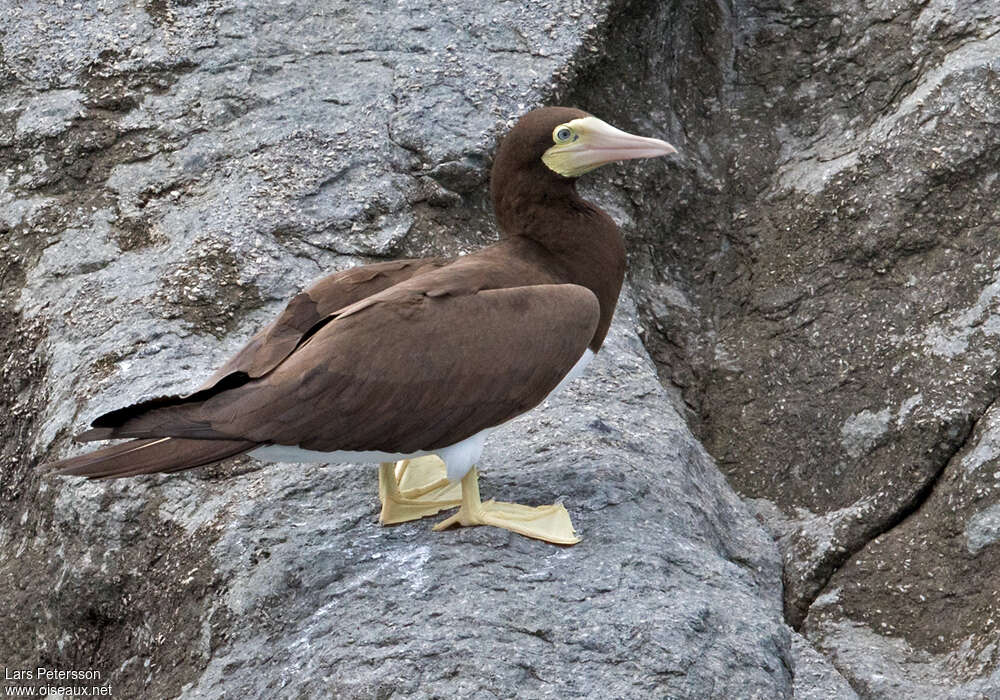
[43,437,258,479]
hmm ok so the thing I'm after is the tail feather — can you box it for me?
[44,437,258,479]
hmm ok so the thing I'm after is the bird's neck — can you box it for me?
[493,177,626,352]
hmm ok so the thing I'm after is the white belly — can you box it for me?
[249,348,595,481]
[250,430,490,482]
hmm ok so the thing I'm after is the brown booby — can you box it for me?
[44,107,677,544]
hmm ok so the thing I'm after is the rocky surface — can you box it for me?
[1,0,810,699]
[6,0,999,696]
[804,401,1000,698]
[606,0,1000,695]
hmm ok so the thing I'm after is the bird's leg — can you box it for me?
[432,467,580,545]
[378,455,462,524]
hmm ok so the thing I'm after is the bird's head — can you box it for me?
[492,106,677,185]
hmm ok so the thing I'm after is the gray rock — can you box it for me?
[11,0,997,694]
[0,0,796,698]
[591,0,1000,693]
[805,616,1000,700]
[801,402,1000,698]
[791,632,859,700]
[966,504,1000,555]
[15,89,84,139]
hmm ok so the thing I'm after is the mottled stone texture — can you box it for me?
[6,0,998,696]
[605,0,1000,695]
[1,1,801,699]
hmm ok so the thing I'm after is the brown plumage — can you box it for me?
[43,437,257,479]
[45,107,661,479]
[198,258,449,389]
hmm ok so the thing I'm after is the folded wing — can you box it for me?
[85,283,600,454]
[197,257,448,391]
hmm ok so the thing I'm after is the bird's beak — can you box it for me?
[542,116,677,178]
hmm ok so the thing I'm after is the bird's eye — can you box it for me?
[555,126,573,143]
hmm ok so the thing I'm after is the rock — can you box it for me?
[1,0,801,698]
[15,89,85,139]
[791,632,859,700]
[803,402,1000,698]
[803,616,1000,700]
[609,0,1000,694]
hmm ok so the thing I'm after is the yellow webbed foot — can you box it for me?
[432,467,580,545]
[378,456,462,525]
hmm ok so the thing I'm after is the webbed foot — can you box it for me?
[378,456,462,524]
[432,467,580,545]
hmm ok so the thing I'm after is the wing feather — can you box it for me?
[196,257,447,390]
[96,284,600,453]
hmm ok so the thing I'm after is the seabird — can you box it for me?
[44,107,677,544]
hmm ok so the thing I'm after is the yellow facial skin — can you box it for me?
[542,116,677,178]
